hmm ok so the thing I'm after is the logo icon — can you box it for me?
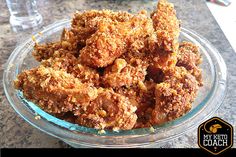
[207,124,222,133]
[198,117,233,155]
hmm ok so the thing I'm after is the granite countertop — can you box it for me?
[0,0,235,148]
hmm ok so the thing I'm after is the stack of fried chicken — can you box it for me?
[14,0,202,131]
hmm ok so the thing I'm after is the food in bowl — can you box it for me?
[14,0,203,131]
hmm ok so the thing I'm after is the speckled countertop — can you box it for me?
[0,0,235,148]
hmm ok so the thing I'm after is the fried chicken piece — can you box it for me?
[14,66,98,113]
[103,58,148,88]
[40,53,77,72]
[41,53,100,86]
[151,67,199,125]
[151,0,180,53]
[33,10,133,62]
[177,41,202,85]
[61,28,84,50]
[148,34,178,69]
[79,11,154,68]
[74,89,137,130]
[32,41,77,62]
[135,80,156,128]
[146,0,180,76]
[114,80,156,129]
[70,10,133,46]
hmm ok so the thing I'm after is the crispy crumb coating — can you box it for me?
[151,0,180,53]
[32,41,77,62]
[79,12,154,67]
[74,89,137,130]
[115,81,156,128]
[151,67,199,125]
[177,41,203,85]
[147,0,180,76]
[14,0,203,130]
[70,10,133,46]
[41,53,100,86]
[33,10,133,62]
[147,34,178,70]
[103,58,148,88]
[14,66,98,113]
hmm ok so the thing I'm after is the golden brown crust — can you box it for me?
[151,67,199,125]
[147,0,180,75]
[32,41,77,62]
[74,89,137,130]
[14,0,203,130]
[114,80,156,129]
[33,10,133,62]
[103,58,148,88]
[41,53,100,86]
[79,12,154,67]
[71,10,133,46]
[14,66,98,113]
[177,41,203,85]
[151,0,180,53]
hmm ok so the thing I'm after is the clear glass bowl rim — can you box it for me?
[3,19,227,147]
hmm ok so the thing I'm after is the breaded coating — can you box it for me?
[147,0,180,75]
[41,53,100,86]
[148,34,178,69]
[151,67,199,125]
[124,0,181,65]
[177,41,202,85]
[71,10,133,46]
[33,10,133,62]
[32,41,77,62]
[115,81,156,128]
[79,12,154,67]
[14,66,98,113]
[40,53,77,72]
[151,0,180,53]
[61,28,84,50]
[74,89,137,130]
[14,0,203,130]
[103,58,148,88]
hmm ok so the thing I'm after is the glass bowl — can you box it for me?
[3,19,227,148]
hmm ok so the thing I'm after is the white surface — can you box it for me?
[207,1,236,52]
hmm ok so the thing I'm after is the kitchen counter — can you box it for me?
[0,0,235,148]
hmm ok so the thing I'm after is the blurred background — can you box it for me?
[207,0,236,52]
[0,0,235,148]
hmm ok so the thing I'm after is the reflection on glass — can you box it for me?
[6,0,43,32]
